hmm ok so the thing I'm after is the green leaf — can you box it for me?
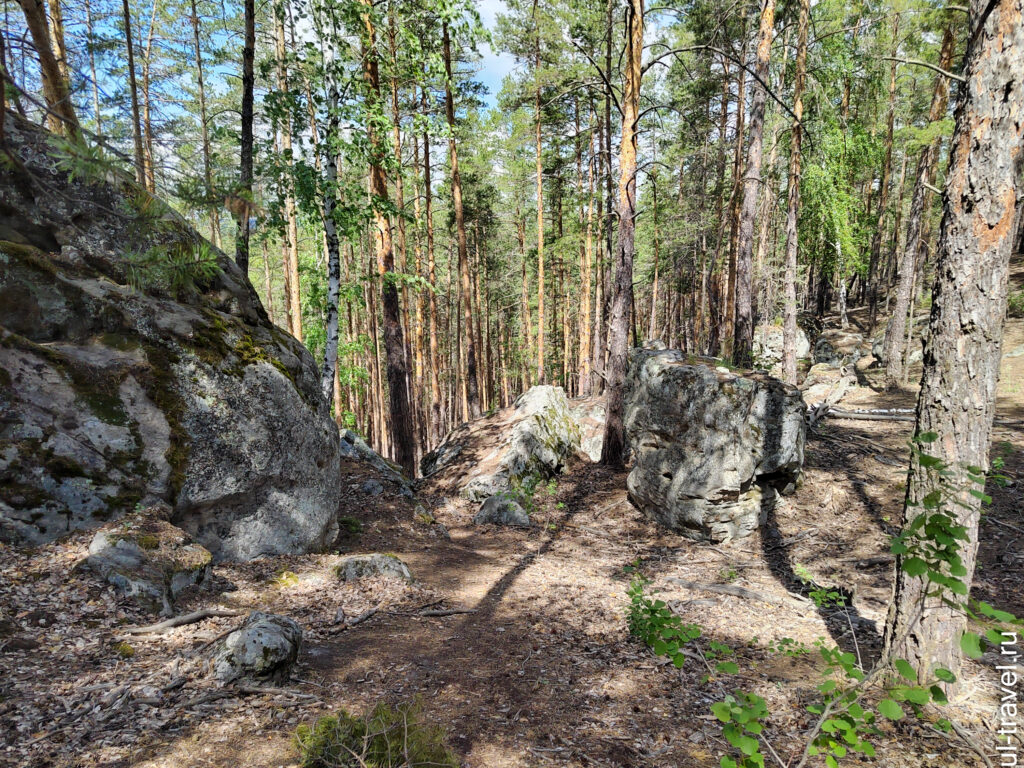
[711,702,733,723]
[902,557,928,577]
[902,687,930,705]
[825,756,838,768]
[960,632,983,659]
[916,432,939,443]
[877,699,904,720]
[716,661,739,675]
[934,667,956,683]
[720,757,737,768]
[894,659,916,682]
[930,685,948,705]
[738,735,759,756]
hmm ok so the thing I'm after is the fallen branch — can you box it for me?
[328,605,381,634]
[419,608,476,617]
[124,608,245,635]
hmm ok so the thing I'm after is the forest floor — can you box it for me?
[3,269,1023,768]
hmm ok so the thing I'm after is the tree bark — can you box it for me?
[733,0,776,367]
[534,0,546,384]
[235,0,255,273]
[17,0,79,138]
[600,0,643,467]
[275,0,302,340]
[190,0,220,247]
[443,22,481,420]
[363,3,415,475]
[883,25,956,389]
[780,0,809,385]
[883,0,1023,684]
[423,88,444,444]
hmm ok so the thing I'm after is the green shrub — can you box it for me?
[1008,289,1024,318]
[294,701,459,768]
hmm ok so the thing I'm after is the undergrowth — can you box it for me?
[294,700,458,768]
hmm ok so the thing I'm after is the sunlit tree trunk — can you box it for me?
[600,0,643,467]
[190,0,220,247]
[883,0,1023,683]
[780,0,809,385]
[235,0,255,273]
[275,0,302,339]
[534,0,546,384]
[140,0,159,192]
[17,0,79,137]
[423,88,444,444]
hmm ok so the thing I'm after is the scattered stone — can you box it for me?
[209,611,302,683]
[84,506,212,615]
[421,385,581,501]
[334,553,413,582]
[813,330,868,366]
[474,495,531,528]
[624,348,806,543]
[360,479,384,496]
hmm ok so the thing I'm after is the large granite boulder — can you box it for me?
[474,495,531,527]
[421,385,581,502]
[209,611,302,683]
[753,324,810,374]
[334,553,413,582]
[624,349,806,543]
[84,505,211,614]
[0,114,341,560]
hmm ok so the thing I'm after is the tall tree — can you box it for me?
[443,20,481,420]
[780,0,809,385]
[235,0,255,272]
[600,0,643,467]
[883,0,1023,683]
[16,0,79,137]
[733,0,776,367]
[364,0,415,474]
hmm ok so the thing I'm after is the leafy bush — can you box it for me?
[1008,289,1024,318]
[294,701,459,768]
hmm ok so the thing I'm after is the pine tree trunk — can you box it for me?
[579,105,595,396]
[84,0,102,134]
[883,25,955,389]
[733,0,776,367]
[235,0,255,273]
[534,1,546,385]
[781,0,809,385]
[423,93,444,444]
[140,0,158,193]
[883,0,1023,683]
[190,0,220,247]
[443,22,481,420]
[600,0,643,467]
[121,0,145,179]
[275,0,302,340]
[363,3,415,475]
[16,0,78,136]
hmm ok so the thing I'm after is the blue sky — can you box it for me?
[475,0,519,108]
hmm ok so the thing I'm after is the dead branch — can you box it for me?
[665,578,808,607]
[124,608,245,635]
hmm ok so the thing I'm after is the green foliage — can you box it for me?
[124,239,221,299]
[627,576,703,670]
[1008,289,1024,318]
[294,701,459,768]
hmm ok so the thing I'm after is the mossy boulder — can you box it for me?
[209,611,302,683]
[0,114,341,560]
[421,385,581,502]
[84,505,212,614]
[334,553,413,582]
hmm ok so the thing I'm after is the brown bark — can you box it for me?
[600,0,643,467]
[140,0,158,193]
[423,89,444,444]
[275,0,302,340]
[534,0,546,384]
[733,0,776,367]
[883,25,955,389]
[17,0,80,138]
[780,0,809,385]
[235,0,255,273]
[883,0,1023,683]
[579,105,596,396]
[190,0,220,247]
[363,2,415,475]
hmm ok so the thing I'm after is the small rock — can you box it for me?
[85,506,212,615]
[360,479,384,496]
[209,611,302,683]
[1006,344,1024,359]
[334,553,413,582]
[474,495,531,528]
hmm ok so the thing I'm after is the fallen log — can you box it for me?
[124,608,245,635]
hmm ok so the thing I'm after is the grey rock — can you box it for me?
[474,495,531,527]
[624,348,805,543]
[422,385,581,501]
[210,611,302,683]
[1006,344,1024,359]
[753,324,810,375]
[0,116,341,561]
[334,553,413,582]
[813,330,868,366]
[84,506,212,615]
[570,399,606,462]
[360,479,384,496]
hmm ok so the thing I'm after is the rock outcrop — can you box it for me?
[624,349,806,543]
[474,495,531,527]
[0,114,341,560]
[209,611,302,683]
[421,385,581,502]
[84,505,211,614]
[334,553,413,582]
[753,324,810,374]
[813,330,869,367]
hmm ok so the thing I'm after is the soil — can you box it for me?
[2,273,1023,768]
